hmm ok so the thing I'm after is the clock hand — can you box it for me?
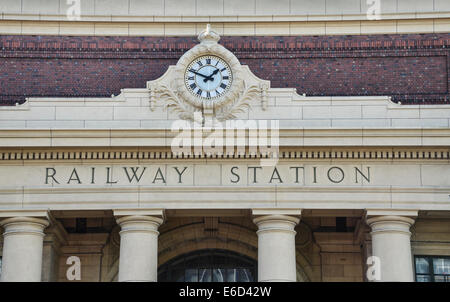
[190,70,209,79]
[203,68,220,82]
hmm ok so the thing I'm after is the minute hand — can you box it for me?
[190,70,209,79]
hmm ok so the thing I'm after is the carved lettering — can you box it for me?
[123,167,147,183]
[269,167,283,183]
[45,167,59,184]
[43,165,373,186]
[248,166,262,184]
[153,167,166,184]
[355,167,370,183]
[327,167,345,184]
[173,167,188,183]
[230,166,240,183]
[67,168,81,184]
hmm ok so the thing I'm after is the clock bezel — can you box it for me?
[184,55,233,101]
[175,42,244,110]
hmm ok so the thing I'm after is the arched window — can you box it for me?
[158,249,257,282]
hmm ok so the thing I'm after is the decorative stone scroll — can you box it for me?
[147,25,270,121]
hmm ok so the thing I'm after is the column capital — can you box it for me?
[0,216,50,238]
[365,209,418,219]
[0,209,50,219]
[252,208,302,217]
[366,215,416,237]
[116,215,164,236]
[366,215,416,226]
[253,215,300,236]
[365,209,417,236]
[113,208,164,219]
[252,209,301,234]
[253,214,300,225]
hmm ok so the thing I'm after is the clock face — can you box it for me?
[185,55,233,100]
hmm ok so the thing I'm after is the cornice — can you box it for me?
[1,12,450,23]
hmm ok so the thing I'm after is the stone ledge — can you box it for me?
[0,18,449,36]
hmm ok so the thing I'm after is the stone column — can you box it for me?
[366,210,417,282]
[0,216,49,282]
[115,210,164,282]
[253,210,301,282]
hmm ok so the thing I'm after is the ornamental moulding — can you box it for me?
[0,148,449,161]
[147,24,270,121]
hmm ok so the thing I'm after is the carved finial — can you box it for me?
[198,24,220,44]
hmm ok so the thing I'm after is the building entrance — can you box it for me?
[158,249,257,282]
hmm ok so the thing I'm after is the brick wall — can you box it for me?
[0,33,449,106]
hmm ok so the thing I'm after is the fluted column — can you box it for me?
[0,216,49,282]
[253,210,301,282]
[115,212,164,282]
[366,210,417,282]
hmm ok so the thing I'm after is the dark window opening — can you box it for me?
[158,249,257,282]
[336,217,347,232]
[415,256,450,282]
[75,218,87,233]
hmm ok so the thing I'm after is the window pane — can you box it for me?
[199,269,212,282]
[158,249,257,282]
[415,257,430,274]
[433,275,449,282]
[237,268,253,282]
[185,269,198,282]
[227,269,237,282]
[227,268,253,282]
[416,275,431,282]
[212,268,225,282]
[433,258,450,275]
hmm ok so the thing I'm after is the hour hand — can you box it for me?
[203,68,220,82]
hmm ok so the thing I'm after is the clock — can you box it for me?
[184,55,233,100]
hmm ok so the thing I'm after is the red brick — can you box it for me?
[0,33,448,106]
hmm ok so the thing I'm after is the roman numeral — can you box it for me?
[196,89,203,96]
[188,76,194,80]
[190,83,197,90]
[220,83,227,89]
[206,91,211,98]
[222,76,229,80]
[189,68,196,73]
[206,58,211,65]
[215,89,220,95]
[197,61,203,67]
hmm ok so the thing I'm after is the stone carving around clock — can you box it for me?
[147,24,270,122]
